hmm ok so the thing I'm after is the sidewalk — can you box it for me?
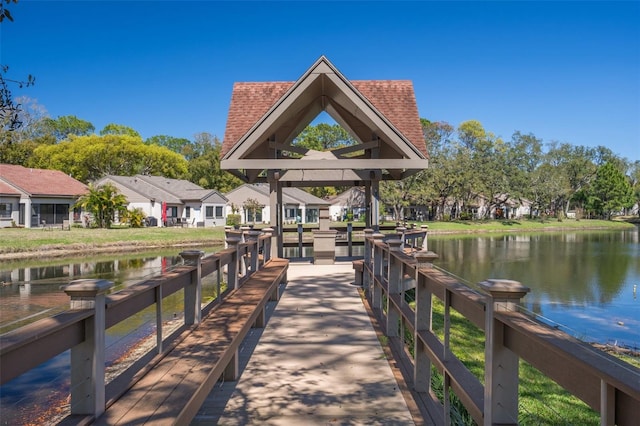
[193,262,415,425]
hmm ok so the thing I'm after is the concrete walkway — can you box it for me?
[193,262,415,425]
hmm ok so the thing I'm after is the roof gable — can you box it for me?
[221,56,428,185]
[0,164,88,197]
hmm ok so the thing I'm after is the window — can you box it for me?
[205,206,214,218]
[0,203,12,218]
[185,207,191,218]
[215,206,223,218]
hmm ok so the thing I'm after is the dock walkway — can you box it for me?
[193,262,416,425]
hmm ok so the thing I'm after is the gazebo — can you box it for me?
[221,56,428,257]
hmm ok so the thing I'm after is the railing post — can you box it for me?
[363,228,374,294]
[180,250,204,326]
[262,228,274,264]
[63,279,113,417]
[226,237,241,290]
[371,232,385,309]
[247,230,262,274]
[395,226,406,250]
[386,239,403,337]
[479,279,530,426]
[297,223,304,257]
[347,222,353,257]
[413,250,438,393]
[420,224,429,251]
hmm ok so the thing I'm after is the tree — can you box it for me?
[187,132,242,192]
[43,115,95,141]
[586,162,634,219]
[100,123,141,138]
[146,135,192,157]
[243,198,264,224]
[75,183,128,228]
[29,133,188,182]
[293,123,356,151]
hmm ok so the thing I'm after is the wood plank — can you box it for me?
[97,260,288,425]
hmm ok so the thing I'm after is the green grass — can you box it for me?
[0,226,226,254]
[0,218,633,257]
[406,297,603,425]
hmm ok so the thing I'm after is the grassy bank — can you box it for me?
[0,218,634,260]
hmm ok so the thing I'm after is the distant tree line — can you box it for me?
[383,119,638,221]
[1,98,637,221]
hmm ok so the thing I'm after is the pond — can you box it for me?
[1,228,638,424]
[428,227,640,347]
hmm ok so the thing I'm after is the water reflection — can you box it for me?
[431,228,640,346]
[0,247,221,333]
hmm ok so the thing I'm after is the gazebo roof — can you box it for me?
[221,56,428,185]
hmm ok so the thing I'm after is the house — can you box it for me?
[224,183,330,225]
[95,175,228,227]
[0,164,88,228]
[327,187,367,221]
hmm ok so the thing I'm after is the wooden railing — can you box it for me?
[0,228,275,419]
[280,222,428,259]
[356,231,640,425]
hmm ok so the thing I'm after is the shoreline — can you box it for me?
[0,221,635,262]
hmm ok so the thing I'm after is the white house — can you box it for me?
[0,164,88,228]
[225,183,330,225]
[327,187,367,221]
[95,175,228,227]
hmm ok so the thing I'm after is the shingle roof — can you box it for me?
[99,175,228,204]
[0,180,21,196]
[227,183,329,206]
[221,79,427,158]
[0,164,88,196]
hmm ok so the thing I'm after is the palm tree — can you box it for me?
[75,183,128,228]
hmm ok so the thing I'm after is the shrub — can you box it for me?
[226,214,241,227]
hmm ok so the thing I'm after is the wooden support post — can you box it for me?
[480,279,530,426]
[347,222,353,257]
[262,227,274,264]
[386,239,403,337]
[180,250,204,326]
[371,232,385,309]
[226,237,241,290]
[363,228,374,295]
[224,349,239,381]
[247,230,262,274]
[63,279,113,417]
[297,223,304,257]
[413,250,438,393]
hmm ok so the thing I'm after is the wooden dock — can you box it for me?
[193,262,417,425]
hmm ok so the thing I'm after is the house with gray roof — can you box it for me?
[224,183,329,225]
[0,164,88,228]
[95,175,228,227]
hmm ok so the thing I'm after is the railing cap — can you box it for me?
[372,232,385,240]
[63,279,113,298]
[226,236,242,245]
[414,250,438,268]
[387,239,403,251]
[479,279,530,299]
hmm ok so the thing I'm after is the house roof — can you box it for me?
[226,183,330,206]
[99,175,227,204]
[0,164,88,197]
[0,180,21,196]
[220,56,428,185]
[327,187,366,207]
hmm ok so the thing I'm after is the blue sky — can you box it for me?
[2,1,639,161]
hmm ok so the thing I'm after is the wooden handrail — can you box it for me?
[360,234,640,425]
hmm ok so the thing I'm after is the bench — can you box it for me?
[94,258,289,425]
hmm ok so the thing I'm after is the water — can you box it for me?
[0,246,222,425]
[428,227,640,348]
[1,230,638,423]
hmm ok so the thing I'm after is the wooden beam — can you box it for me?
[222,158,428,170]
